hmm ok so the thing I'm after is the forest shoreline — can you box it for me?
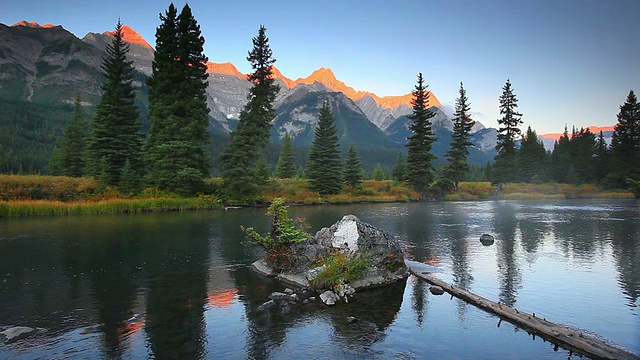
[0,175,635,218]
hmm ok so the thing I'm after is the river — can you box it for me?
[0,199,638,359]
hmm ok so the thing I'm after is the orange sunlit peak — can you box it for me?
[104,25,152,49]
[12,20,55,28]
[206,62,244,77]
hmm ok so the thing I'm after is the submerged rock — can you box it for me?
[429,286,445,295]
[480,234,495,246]
[0,326,38,344]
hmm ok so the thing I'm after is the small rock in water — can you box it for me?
[429,286,445,295]
[346,316,358,323]
[257,300,276,312]
[320,290,340,306]
[283,288,294,295]
[268,292,292,301]
[480,234,495,246]
[0,326,38,344]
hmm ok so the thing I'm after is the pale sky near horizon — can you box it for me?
[1,0,639,134]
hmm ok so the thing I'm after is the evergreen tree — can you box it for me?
[608,90,640,188]
[549,127,571,183]
[221,25,279,200]
[118,159,140,195]
[296,166,305,179]
[372,164,386,181]
[87,21,142,185]
[593,131,609,182]
[254,153,271,186]
[391,151,407,182]
[275,132,296,178]
[517,126,547,182]
[307,102,342,195]
[571,127,596,184]
[492,79,523,185]
[146,4,211,195]
[86,20,142,186]
[405,73,437,198]
[59,95,89,177]
[443,82,475,189]
[49,146,64,176]
[343,145,363,188]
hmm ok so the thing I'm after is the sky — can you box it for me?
[1,0,639,134]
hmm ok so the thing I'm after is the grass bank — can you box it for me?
[0,175,634,217]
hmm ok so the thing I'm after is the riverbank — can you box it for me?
[0,175,635,217]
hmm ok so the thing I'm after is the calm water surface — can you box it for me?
[0,200,638,359]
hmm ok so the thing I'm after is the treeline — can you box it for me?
[5,2,640,203]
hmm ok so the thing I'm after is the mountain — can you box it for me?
[385,108,495,165]
[0,20,498,174]
[538,125,614,150]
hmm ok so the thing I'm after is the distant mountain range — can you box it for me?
[0,20,614,173]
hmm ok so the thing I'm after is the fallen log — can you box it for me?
[406,261,639,360]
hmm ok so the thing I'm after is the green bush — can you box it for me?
[311,252,370,290]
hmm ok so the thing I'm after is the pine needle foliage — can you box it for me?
[307,102,343,195]
[492,79,523,185]
[405,73,437,198]
[86,20,142,186]
[443,82,475,189]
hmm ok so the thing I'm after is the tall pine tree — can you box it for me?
[275,132,296,178]
[391,151,407,182]
[443,82,475,189]
[221,25,280,200]
[307,101,342,195]
[86,20,142,186]
[59,95,89,177]
[517,126,546,182]
[343,145,363,188]
[492,79,522,185]
[593,131,609,182]
[146,4,211,195]
[406,73,437,198]
[608,90,640,188]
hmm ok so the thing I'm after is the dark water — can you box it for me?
[0,200,638,359]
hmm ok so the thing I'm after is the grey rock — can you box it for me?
[480,234,495,246]
[268,292,299,303]
[0,326,38,344]
[320,290,340,306]
[257,300,276,312]
[346,316,358,323]
[283,288,294,294]
[429,286,445,295]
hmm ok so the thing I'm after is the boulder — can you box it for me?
[429,286,445,295]
[320,290,340,305]
[0,326,38,344]
[480,234,495,246]
[251,214,409,305]
[290,214,408,288]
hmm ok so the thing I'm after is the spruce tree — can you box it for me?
[86,20,142,186]
[307,101,342,195]
[59,95,89,177]
[405,73,437,198]
[391,151,407,182]
[593,131,609,182]
[549,128,571,183]
[372,164,386,181]
[146,4,211,195]
[221,25,279,200]
[343,145,363,188]
[608,90,640,188]
[49,146,64,176]
[516,126,546,183]
[275,132,296,178]
[571,128,596,184]
[443,82,475,189]
[254,153,270,186]
[492,79,523,185]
